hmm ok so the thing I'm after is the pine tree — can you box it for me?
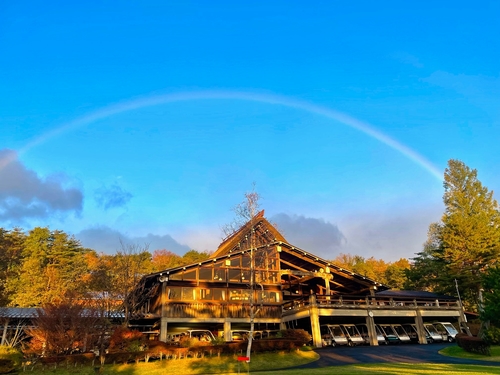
[438,159,500,306]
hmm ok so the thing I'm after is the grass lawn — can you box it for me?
[22,348,500,375]
[22,350,319,374]
[440,345,500,361]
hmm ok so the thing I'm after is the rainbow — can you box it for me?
[4,90,442,180]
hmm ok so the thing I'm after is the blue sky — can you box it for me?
[1,1,499,261]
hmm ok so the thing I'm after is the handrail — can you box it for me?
[283,295,460,312]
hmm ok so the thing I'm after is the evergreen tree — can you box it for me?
[405,222,447,293]
[8,227,90,306]
[0,228,26,305]
[481,265,500,326]
[439,159,500,306]
[407,159,500,309]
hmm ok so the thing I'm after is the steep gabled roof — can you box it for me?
[211,210,286,258]
[277,242,389,295]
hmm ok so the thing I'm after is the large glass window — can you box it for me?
[199,267,212,280]
[182,287,195,300]
[257,291,281,303]
[168,287,182,300]
[241,270,250,281]
[230,257,241,267]
[213,268,226,281]
[170,272,183,281]
[241,255,251,268]
[199,288,212,300]
[183,269,197,280]
[213,288,225,301]
[229,269,241,282]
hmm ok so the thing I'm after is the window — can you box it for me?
[168,287,182,300]
[213,268,226,281]
[183,269,197,280]
[230,257,241,267]
[257,291,280,303]
[170,272,183,281]
[199,288,212,300]
[241,270,250,281]
[199,267,212,280]
[229,269,241,282]
[182,287,195,300]
[213,288,225,301]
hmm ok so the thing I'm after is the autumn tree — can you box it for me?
[112,242,152,322]
[332,253,410,288]
[7,228,90,307]
[25,301,107,356]
[181,249,210,265]
[151,249,182,272]
[0,228,25,305]
[384,258,410,289]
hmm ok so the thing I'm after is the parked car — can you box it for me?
[341,324,365,346]
[231,330,249,341]
[377,324,400,344]
[168,329,215,344]
[356,323,387,345]
[391,324,411,343]
[401,324,418,343]
[320,324,350,347]
[432,322,459,342]
[320,325,333,346]
[423,323,444,343]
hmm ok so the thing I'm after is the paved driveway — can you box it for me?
[295,343,500,368]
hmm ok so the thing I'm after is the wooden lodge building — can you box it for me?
[128,211,468,347]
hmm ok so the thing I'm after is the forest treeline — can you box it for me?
[0,227,210,308]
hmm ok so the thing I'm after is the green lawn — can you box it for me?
[19,347,500,375]
[440,345,500,361]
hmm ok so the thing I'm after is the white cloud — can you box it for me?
[0,149,83,222]
[94,183,133,210]
[339,206,442,261]
[271,213,346,260]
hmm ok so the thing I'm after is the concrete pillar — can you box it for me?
[160,317,168,342]
[309,294,322,348]
[365,312,378,346]
[457,300,472,336]
[280,321,286,330]
[224,320,232,342]
[1,318,8,345]
[159,282,168,342]
[415,309,428,344]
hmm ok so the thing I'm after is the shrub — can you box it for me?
[0,358,15,374]
[0,345,22,367]
[278,329,312,345]
[211,336,226,346]
[455,332,468,347]
[108,326,145,352]
[482,325,500,345]
[455,335,490,356]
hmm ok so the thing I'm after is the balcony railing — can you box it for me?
[157,302,283,319]
[282,295,460,313]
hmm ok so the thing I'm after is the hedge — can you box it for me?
[456,333,490,356]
